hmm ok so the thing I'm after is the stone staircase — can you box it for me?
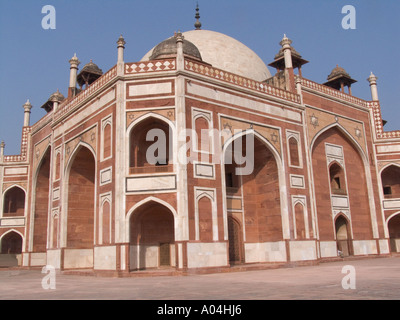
[0,254,20,268]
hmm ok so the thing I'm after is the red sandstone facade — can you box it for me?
[0,28,399,274]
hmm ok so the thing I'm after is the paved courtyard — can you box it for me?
[0,256,399,300]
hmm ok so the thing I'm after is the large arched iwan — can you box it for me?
[66,146,96,249]
[224,133,282,244]
[32,148,51,252]
[311,127,372,241]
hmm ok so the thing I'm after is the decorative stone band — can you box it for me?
[3,127,31,163]
[184,60,301,104]
[367,101,400,139]
[300,78,367,108]
[125,59,176,74]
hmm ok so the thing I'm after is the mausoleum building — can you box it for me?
[0,10,399,275]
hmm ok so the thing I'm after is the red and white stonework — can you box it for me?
[0,27,399,275]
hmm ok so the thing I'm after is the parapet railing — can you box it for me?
[2,127,31,163]
[184,60,301,104]
[367,101,400,139]
[300,78,367,108]
[301,78,400,140]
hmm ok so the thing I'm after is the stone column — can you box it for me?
[117,35,126,63]
[281,34,293,69]
[280,34,295,92]
[368,72,379,101]
[175,31,184,71]
[175,31,189,269]
[23,100,32,127]
[0,141,5,161]
[68,53,80,97]
[295,75,303,105]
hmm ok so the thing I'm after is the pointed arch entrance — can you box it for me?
[128,115,173,174]
[228,216,244,264]
[223,130,284,264]
[32,148,51,253]
[3,186,25,217]
[1,231,23,254]
[311,125,374,246]
[381,165,400,199]
[66,145,96,250]
[388,213,400,253]
[129,200,175,270]
[335,215,352,257]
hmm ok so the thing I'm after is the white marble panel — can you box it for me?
[187,242,228,268]
[353,240,377,255]
[126,175,176,192]
[0,218,25,226]
[289,241,317,261]
[244,241,287,263]
[63,249,93,269]
[129,82,172,97]
[325,144,343,157]
[4,166,28,175]
[377,144,400,153]
[194,163,214,178]
[332,195,349,208]
[94,246,117,270]
[383,199,400,209]
[30,252,47,267]
[319,241,338,258]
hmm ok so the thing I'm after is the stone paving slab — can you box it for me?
[0,256,399,300]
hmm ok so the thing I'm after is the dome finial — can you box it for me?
[194,2,202,30]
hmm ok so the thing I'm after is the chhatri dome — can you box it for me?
[141,6,271,82]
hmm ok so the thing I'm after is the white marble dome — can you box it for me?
[142,29,271,82]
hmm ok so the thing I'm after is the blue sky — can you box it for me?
[0,0,399,155]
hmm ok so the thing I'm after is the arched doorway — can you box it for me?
[129,116,173,174]
[1,231,22,254]
[381,165,400,199]
[3,186,25,217]
[335,215,352,257]
[66,146,95,250]
[388,214,400,253]
[224,132,282,264]
[228,216,243,264]
[33,148,51,253]
[329,162,347,195]
[311,125,372,244]
[129,201,175,270]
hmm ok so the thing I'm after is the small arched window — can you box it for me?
[103,123,112,159]
[1,231,23,254]
[198,196,213,242]
[129,117,172,174]
[288,137,300,167]
[102,200,111,244]
[388,213,400,253]
[55,152,61,180]
[329,162,347,195]
[195,116,211,153]
[381,165,400,199]
[294,202,305,239]
[3,186,25,217]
